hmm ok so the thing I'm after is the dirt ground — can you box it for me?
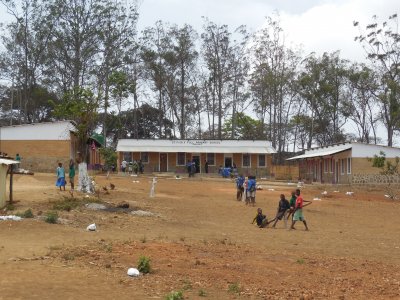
[1,173,400,299]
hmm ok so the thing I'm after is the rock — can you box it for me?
[130,210,155,217]
[85,203,107,210]
[117,201,129,209]
[86,223,97,231]
[127,268,140,277]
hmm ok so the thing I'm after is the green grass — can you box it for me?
[44,211,59,224]
[228,282,241,294]
[198,289,207,297]
[51,195,103,212]
[165,290,184,300]
[296,258,305,264]
[16,209,34,218]
[137,255,151,274]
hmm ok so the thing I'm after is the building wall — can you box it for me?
[0,140,73,172]
[117,151,273,176]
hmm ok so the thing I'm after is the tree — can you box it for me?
[222,112,263,139]
[298,52,349,147]
[346,63,380,143]
[371,151,400,200]
[51,88,99,162]
[354,14,400,146]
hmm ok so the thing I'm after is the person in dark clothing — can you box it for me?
[269,194,291,228]
[252,208,268,228]
[236,174,245,201]
[204,160,209,173]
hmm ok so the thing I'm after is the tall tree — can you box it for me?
[354,14,400,146]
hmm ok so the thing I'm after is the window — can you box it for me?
[176,152,186,166]
[341,159,345,175]
[347,157,352,174]
[242,154,251,167]
[206,153,215,165]
[140,152,149,163]
[258,154,266,167]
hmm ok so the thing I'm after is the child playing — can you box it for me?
[287,190,297,220]
[270,194,291,228]
[56,162,66,191]
[290,189,311,231]
[246,175,257,206]
[69,159,75,191]
[236,174,245,201]
[252,208,268,228]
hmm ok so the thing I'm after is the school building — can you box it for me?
[0,121,102,172]
[287,142,400,184]
[116,139,277,177]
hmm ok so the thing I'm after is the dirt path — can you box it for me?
[0,173,399,299]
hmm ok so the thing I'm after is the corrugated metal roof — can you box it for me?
[287,144,352,160]
[117,139,277,154]
[0,159,19,165]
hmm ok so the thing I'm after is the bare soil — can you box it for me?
[1,173,399,299]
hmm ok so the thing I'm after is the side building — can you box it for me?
[287,142,400,184]
[116,139,277,177]
[0,121,78,172]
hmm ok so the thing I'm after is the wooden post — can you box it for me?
[9,166,13,204]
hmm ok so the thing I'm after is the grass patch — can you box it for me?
[198,289,207,297]
[137,255,151,274]
[181,279,192,291]
[16,209,34,218]
[44,211,59,224]
[5,203,15,211]
[165,290,184,300]
[296,258,305,264]
[51,195,103,212]
[228,282,241,294]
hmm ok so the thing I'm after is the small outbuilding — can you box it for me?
[0,158,18,208]
[116,139,277,177]
[0,121,78,172]
[287,142,400,184]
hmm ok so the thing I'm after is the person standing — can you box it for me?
[15,153,21,170]
[270,194,291,228]
[69,159,75,191]
[290,189,310,231]
[235,174,245,201]
[121,159,127,173]
[246,175,257,206]
[204,160,209,174]
[56,162,66,191]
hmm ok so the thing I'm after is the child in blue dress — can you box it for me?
[56,162,66,191]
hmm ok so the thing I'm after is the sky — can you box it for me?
[136,0,398,62]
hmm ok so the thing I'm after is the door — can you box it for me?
[192,155,200,173]
[335,161,339,184]
[224,156,232,168]
[160,153,168,172]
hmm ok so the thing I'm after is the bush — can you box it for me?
[165,291,184,300]
[137,255,151,274]
[45,211,59,224]
[16,209,34,218]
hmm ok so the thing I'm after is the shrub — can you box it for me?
[45,211,59,224]
[228,282,241,294]
[137,255,151,274]
[16,209,34,218]
[165,290,184,300]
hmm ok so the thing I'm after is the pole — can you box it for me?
[9,166,13,204]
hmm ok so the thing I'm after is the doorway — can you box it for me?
[192,155,200,173]
[159,153,168,172]
[224,155,232,168]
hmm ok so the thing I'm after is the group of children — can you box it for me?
[55,160,75,191]
[251,189,310,230]
[235,174,257,206]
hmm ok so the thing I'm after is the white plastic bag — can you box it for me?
[127,268,140,277]
[86,223,97,231]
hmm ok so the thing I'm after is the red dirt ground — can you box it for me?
[0,173,399,299]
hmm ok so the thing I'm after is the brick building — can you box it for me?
[0,121,78,172]
[287,142,400,184]
[116,139,276,177]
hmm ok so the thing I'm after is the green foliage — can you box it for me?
[296,258,305,264]
[198,289,207,297]
[53,198,79,211]
[228,282,241,294]
[16,209,34,218]
[165,290,184,300]
[371,151,386,168]
[223,112,263,139]
[371,151,400,199]
[99,147,117,170]
[5,203,15,211]
[137,255,151,274]
[45,211,59,224]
